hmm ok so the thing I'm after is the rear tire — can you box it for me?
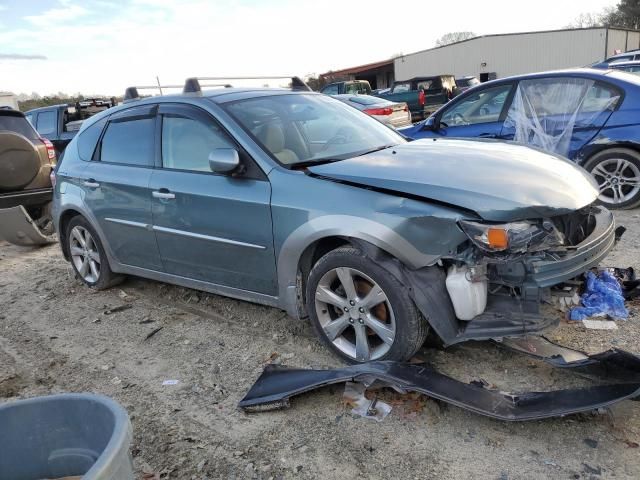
[306,246,429,363]
[66,216,123,290]
[584,148,640,210]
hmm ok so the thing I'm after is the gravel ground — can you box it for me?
[1,209,639,479]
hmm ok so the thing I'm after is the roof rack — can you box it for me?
[183,76,311,94]
[123,84,184,102]
[123,76,312,102]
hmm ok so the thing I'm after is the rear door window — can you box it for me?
[100,117,155,166]
[579,82,621,115]
[35,111,56,136]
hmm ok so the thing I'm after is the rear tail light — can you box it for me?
[40,137,56,162]
[403,105,408,112]
[364,107,393,116]
[418,90,425,106]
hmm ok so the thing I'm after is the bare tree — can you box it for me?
[435,31,477,47]
[565,12,604,28]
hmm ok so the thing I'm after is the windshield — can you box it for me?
[223,94,404,166]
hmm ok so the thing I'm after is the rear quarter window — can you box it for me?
[78,117,108,161]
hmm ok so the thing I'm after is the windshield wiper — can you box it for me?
[290,158,343,169]
[290,144,399,170]
[353,144,397,157]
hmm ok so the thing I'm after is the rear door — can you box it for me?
[149,104,277,295]
[82,105,163,270]
[433,82,515,138]
[500,77,620,158]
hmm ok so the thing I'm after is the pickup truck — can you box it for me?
[26,98,115,155]
[375,75,457,121]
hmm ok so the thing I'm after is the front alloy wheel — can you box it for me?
[306,246,429,363]
[315,267,396,362]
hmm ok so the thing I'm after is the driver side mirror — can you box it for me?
[209,148,240,174]
[422,116,438,131]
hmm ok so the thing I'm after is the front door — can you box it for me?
[149,104,277,295]
[432,83,514,139]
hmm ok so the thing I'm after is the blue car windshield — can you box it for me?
[223,93,405,166]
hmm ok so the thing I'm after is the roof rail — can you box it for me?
[183,76,311,94]
[123,84,184,102]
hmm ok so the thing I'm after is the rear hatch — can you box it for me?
[0,110,55,191]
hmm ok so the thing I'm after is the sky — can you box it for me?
[0,0,621,96]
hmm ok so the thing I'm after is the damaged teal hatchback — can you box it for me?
[52,77,617,363]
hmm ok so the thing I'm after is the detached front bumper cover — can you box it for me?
[239,340,640,422]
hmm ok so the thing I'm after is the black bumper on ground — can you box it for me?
[239,338,640,422]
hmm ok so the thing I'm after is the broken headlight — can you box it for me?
[458,219,565,254]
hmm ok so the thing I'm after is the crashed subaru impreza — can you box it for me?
[52,83,616,364]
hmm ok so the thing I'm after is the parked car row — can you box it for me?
[0,98,115,245]
[322,75,462,122]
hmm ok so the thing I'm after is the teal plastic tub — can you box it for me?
[0,393,134,480]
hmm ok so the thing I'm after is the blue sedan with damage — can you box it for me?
[52,77,616,363]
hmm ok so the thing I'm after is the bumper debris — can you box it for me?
[239,340,640,421]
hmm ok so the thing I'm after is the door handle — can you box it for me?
[152,189,175,200]
[478,133,496,138]
[83,178,100,188]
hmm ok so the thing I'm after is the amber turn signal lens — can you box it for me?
[487,228,509,249]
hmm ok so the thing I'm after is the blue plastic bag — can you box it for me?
[569,270,629,321]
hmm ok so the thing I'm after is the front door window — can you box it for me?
[440,84,512,127]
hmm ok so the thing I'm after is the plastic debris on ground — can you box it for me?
[550,284,581,312]
[342,382,391,422]
[582,319,618,330]
[162,379,179,386]
[569,270,629,322]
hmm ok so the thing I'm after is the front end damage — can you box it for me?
[357,204,618,347]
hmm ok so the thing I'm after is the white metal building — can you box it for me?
[0,92,19,109]
[394,27,640,82]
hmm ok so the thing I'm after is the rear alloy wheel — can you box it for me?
[66,216,122,289]
[585,149,640,209]
[70,225,101,283]
[306,246,429,363]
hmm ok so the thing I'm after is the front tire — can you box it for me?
[584,148,640,209]
[66,216,122,290]
[306,246,429,363]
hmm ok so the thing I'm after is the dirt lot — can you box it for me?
[1,210,639,480]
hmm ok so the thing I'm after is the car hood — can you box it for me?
[308,138,599,222]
